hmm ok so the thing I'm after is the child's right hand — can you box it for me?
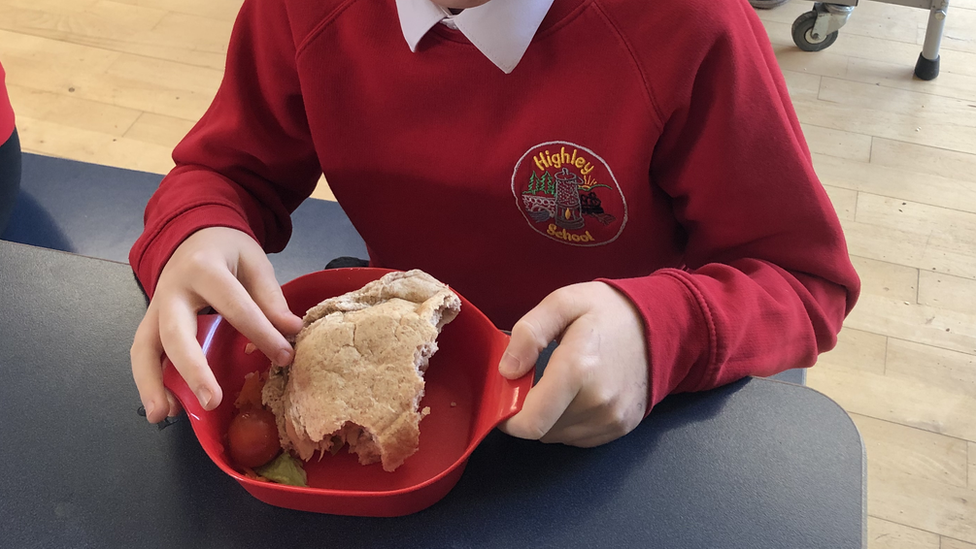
[130,227,304,424]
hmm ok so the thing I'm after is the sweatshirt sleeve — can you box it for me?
[0,61,15,143]
[129,0,322,297]
[598,0,860,411]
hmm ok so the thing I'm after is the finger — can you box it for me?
[131,310,170,424]
[157,299,223,411]
[533,392,623,447]
[164,389,183,418]
[197,268,296,367]
[498,343,582,440]
[547,429,618,448]
[536,396,597,443]
[237,252,304,338]
[538,391,619,446]
[500,287,589,379]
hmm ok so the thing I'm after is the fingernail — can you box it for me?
[144,401,155,421]
[276,349,292,366]
[195,387,213,409]
[499,352,521,377]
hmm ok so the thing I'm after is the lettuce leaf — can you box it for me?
[254,453,308,487]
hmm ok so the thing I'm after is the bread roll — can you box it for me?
[262,270,461,472]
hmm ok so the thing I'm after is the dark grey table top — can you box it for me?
[0,240,865,548]
[1,153,370,284]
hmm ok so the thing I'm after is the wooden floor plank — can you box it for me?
[16,114,178,174]
[870,138,976,185]
[808,363,976,441]
[824,184,858,221]
[885,337,976,403]
[6,81,141,138]
[121,112,194,150]
[849,56,976,103]
[309,175,336,202]
[0,0,232,70]
[969,443,975,489]
[798,77,976,156]
[922,6,976,55]
[802,123,873,162]
[840,218,937,271]
[869,516,941,549]
[854,413,969,488]
[943,536,976,549]
[816,326,888,374]
[852,194,976,280]
[867,468,976,544]
[0,1,170,46]
[813,153,976,215]
[1,0,98,14]
[1,29,221,120]
[855,193,976,251]
[850,255,919,302]
[868,516,941,549]
[844,292,976,355]
[919,270,976,315]
[107,0,243,21]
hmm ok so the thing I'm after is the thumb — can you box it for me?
[499,286,587,379]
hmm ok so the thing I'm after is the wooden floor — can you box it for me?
[3,0,976,546]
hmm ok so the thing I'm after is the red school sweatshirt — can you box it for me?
[0,61,14,143]
[130,0,860,411]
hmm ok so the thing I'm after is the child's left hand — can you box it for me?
[498,282,649,447]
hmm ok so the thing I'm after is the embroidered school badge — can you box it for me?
[512,141,627,246]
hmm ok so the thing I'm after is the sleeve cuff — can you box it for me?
[128,201,258,298]
[598,270,714,416]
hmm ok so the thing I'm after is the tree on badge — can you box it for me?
[526,171,555,195]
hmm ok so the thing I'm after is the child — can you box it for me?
[0,60,20,235]
[129,0,860,447]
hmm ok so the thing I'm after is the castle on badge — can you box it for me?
[523,167,587,229]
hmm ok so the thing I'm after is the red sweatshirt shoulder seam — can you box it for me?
[295,0,360,57]
[588,0,666,129]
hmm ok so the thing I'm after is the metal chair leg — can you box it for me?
[915,0,949,80]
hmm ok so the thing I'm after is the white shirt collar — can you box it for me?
[395,0,555,74]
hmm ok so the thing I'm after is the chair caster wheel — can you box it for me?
[792,11,839,52]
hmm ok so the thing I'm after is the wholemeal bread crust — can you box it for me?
[263,270,461,472]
